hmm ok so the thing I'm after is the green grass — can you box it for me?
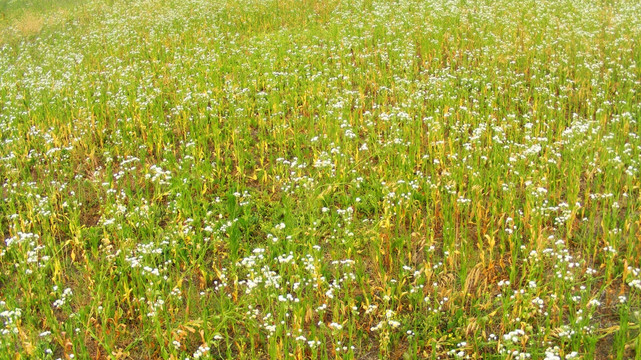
[0,0,640,358]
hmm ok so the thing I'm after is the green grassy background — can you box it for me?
[0,0,640,358]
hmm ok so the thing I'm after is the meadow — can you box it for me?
[1,0,640,358]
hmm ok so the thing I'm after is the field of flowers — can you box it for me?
[1,0,640,358]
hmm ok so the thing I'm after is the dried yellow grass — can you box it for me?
[15,11,44,37]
